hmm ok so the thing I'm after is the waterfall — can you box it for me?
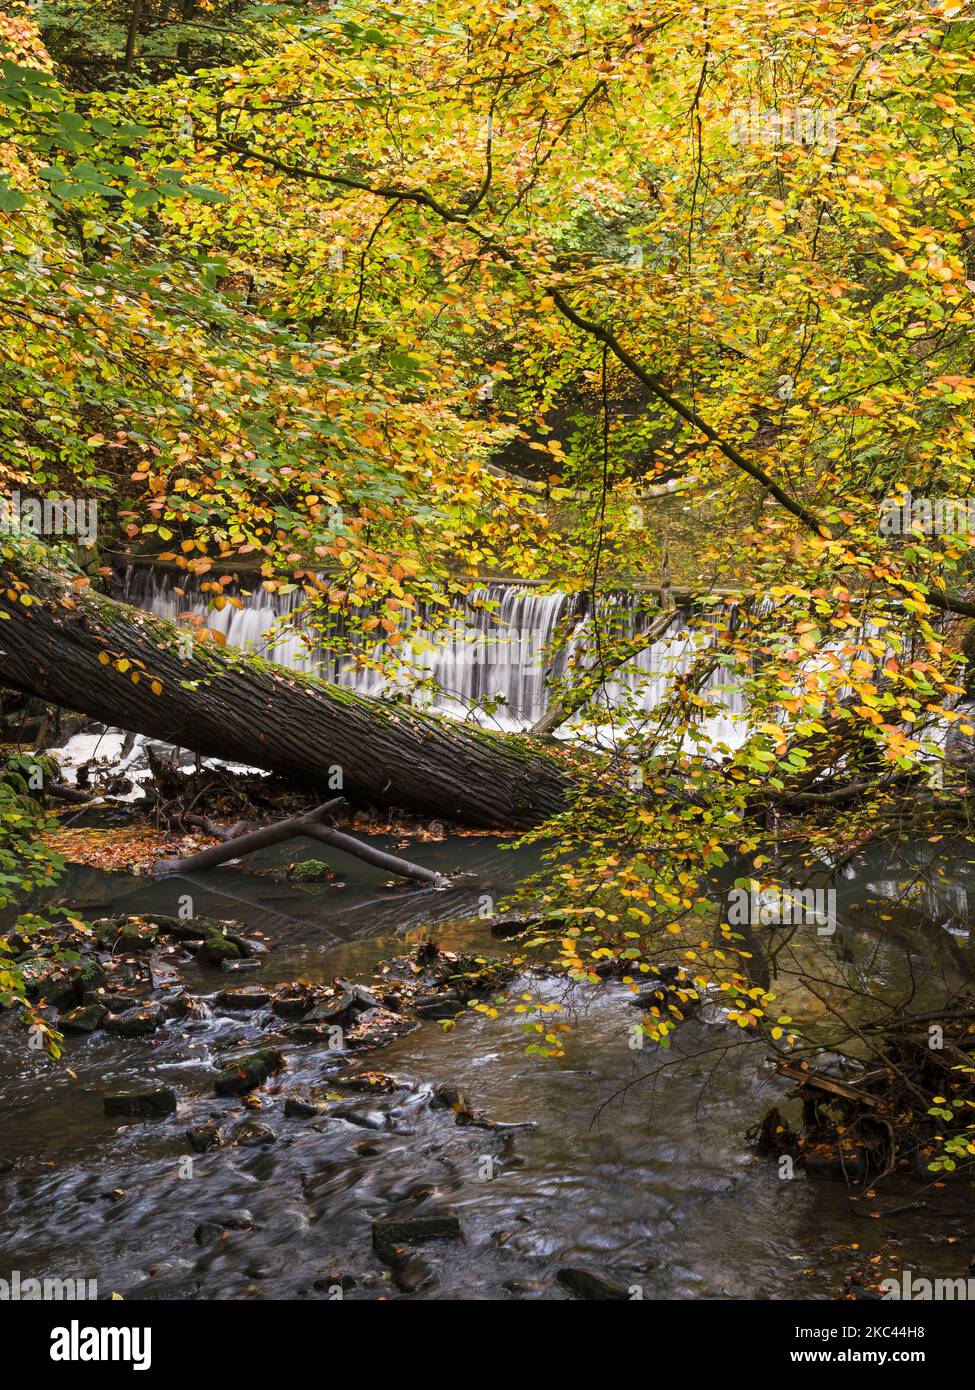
[120,566,748,741]
[122,567,318,673]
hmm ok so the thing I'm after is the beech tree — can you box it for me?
[3,1,975,1155]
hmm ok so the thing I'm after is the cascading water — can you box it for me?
[120,566,748,741]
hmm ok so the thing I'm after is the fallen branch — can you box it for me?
[45,784,95,805]
[183,815,252,841]
[155,797,447,886]
[154,798,345,875]
[303,823,447,886]
[774,1060,881,1108]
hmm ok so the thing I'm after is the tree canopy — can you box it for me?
[3,0,975,1156]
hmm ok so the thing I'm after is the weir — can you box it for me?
[120,566,747,740]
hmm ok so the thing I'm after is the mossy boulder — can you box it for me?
[286,859,334,883]
[197,929,242,968]
[148,913,243,942]
[94,918,158,953]
[67,957,107,998]
[140,914,207,942]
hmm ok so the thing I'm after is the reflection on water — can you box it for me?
[1,836,972,1299]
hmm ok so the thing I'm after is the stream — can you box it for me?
[2,833,973,1300]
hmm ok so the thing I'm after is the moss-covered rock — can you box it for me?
[286,859,334,883]
[197,929,241,968]
[94,918,158,953]
[67,957,107,998]
[140,914,207,941]
[148,913,243,940]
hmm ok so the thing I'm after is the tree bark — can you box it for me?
[123,0,144,72]
[0,563,575,830]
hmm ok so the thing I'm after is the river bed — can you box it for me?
[1,834,972,1300]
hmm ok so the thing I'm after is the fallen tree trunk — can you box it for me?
[0,562,577,830]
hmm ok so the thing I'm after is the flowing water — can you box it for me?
[120,566,747,741]
[2,834,973,1301]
